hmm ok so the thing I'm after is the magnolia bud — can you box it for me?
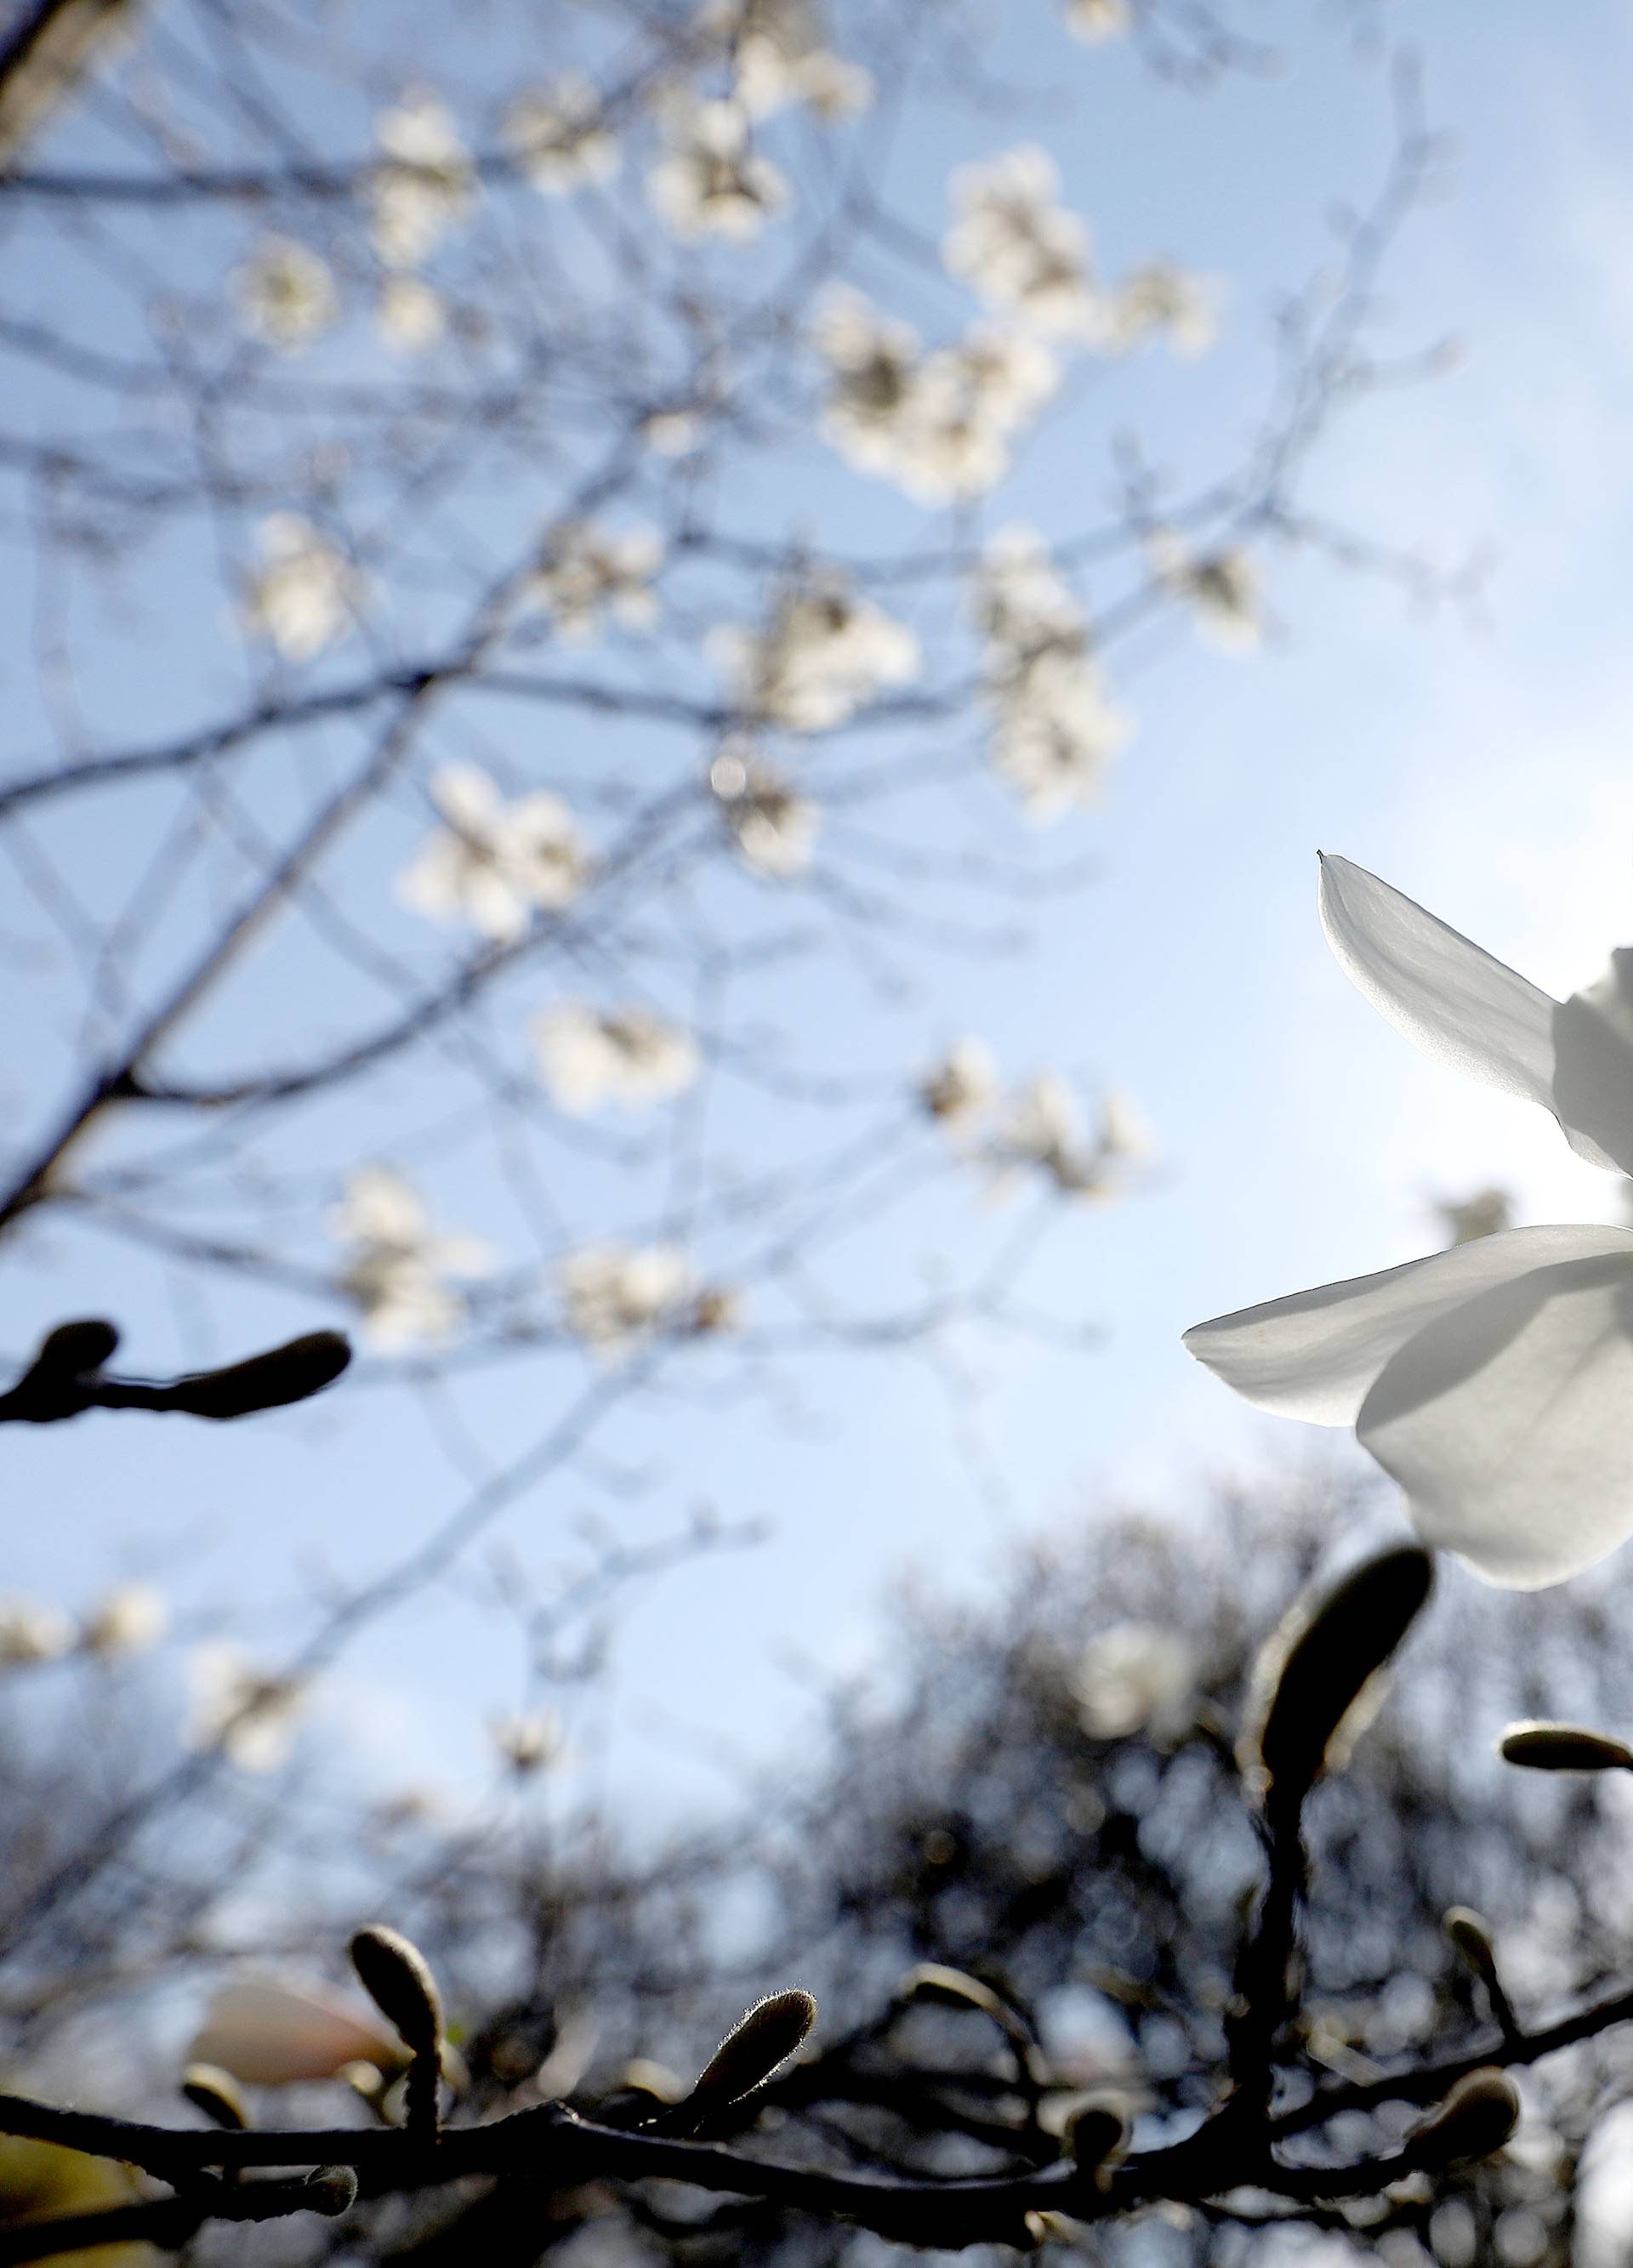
[1403,2068,1520,2169]
[690,1990,816,2107]
[180,2062,249,2131]
[165,1332,351,1420]
[1498,1721,1633,1773]
[348,1926,443,2058]
[35,1320,120,1376]
[305,2165,359,2215]
[1250,1547,1433,1809]
[1064,2094,1129,2172]
[1443,1907,1499,1992]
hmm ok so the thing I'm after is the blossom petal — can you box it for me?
[1182,1225,1633,1425]
[1318,851,1563,1115]
[1550,947,1633,1175]
[1357,1246,1633,1587]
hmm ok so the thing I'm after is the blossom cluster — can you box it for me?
[710,574,919,731]
[973,528,1130,819]
[919,1039,1149,1202]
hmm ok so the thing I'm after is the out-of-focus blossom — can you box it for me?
[1437,1186,1513,1248]
[812,287,924,478]
[1067,0,1131,39]
[529,522,663,641]
[944,145,1102,338]
[370,90,473,269]
[397,763,592,941]
[560,1243,694,1357]
[709,747,820,876]
[504,75,619,191]
[0,2133,149,2262]
[185,1644,306,1772]
[1186,855,1633,1588]
[711,576,919,731]
[1073,1622,1194,1740]
[242,514,361,661]
[1152,536,1261,651]
[187,1979,402,2085]
[332,1163,492,1349]
[649,97,789,241]
[919,1038,1000,1133]
[988,1074,1148,1201]
[233,236,339,350]
[974,528,1129,818]
[641,408,703,456]
[533,1004,699,1114]
[376,273,446,352]
[1108,259,1217,356]
[0,1599,71,1666]
[697,0,873,119]
[491,1710,560,1774]
[80,1582,167,1657]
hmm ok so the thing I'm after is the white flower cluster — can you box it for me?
[697,0,873,122]
[242,515,361,661]
[185,1643,308,1773]
[973,527,1129,820]
[504,74,620,192]
[1151,534,1261,651]
[376,273,446,353]
[0,1583,166,1668]
[559,1242,694,1357]
[528,520,663,641]
[490,1709,560,1774]
[332,1164,492,1348]
[533,1003,700,1114]
[369,89,473,269]
[233,236,339,351]
[648,95,789,241]
[708,745,820,876]
[710,574,919,730]
[812,287,1058,503]
[944,145,1101,339]
[397,763,592,941]
[919,1041,1149,1201]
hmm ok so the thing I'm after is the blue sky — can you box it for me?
[7,3,1633,1833]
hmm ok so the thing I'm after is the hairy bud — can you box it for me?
[180,2062,250,2131]
[164,1332,352,1420]
[690,1989,816,2106]
[1248,1546,1434,1810]
[896,1964,1004,2018]
[304,2165,360,2216]
[1403,2068,1520,2169]
[349,1926,443,2058]
[1498,1721,1633,1773]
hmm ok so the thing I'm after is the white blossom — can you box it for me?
[370,90,473,269]
[242,514,361,661]
[0,1599,71,1666]
[987,1073,1147,1200]
[1066,0,1131,39]
[80,1582,167,1657]
[943,145,1103,338]
[185,1644,306,1772]
[560,1242,694,1357]
[1109,259,1217,356]
[491,1710,560,1774]
[331,1163,492,1348]
[504,75,619,192]
[1073,1623,1194,1741]
[698,0,873,119]
[233,236,339,350]
[187,1979,401,2085]
[375,274,446,352]
[711,576,919,731]
[648,98,789,241]
[528,521,663,641]
[919,1037,1000,1133]
[974,528,1130,819]
[1152,536,1261,651]
[708,746,820,876]
[533,1003,700,1114]
[1185,855,1633,1588]
[397,763,592,941]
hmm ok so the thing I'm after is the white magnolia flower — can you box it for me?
[988,648,1129,821]
[1185,854,1633,1589]
[491,1710,560,1774]
[534,1003,699,1114]
[1073,1622,1194,1740]
[920,1037,1000,1133]
[708,747,819,876]
[712,577,919,731]
[376,273,446,352]
[233,236,339,350]
[504,75,619,192]
[242,514,361,660]
[1152,537,1260,651]
[529,521,663,641]
[80,1582,167,1657]
[944,145,1103,338]
[187,1979,401,2085]
[649,98,789,241]
[370,90,473,268]
[397,763,592,941]
[185,1644,306,1772]
[0,1598,71,1666]
[560,1243,693,1356]
[333,1163,492,1348]
[812,287,923,473]
[1067,0,1131,39]
[699,0,873,119]
[1109,260,1217,357]
[988,1073,1147,1200]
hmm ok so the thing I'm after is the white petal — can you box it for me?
[1550,947,1633,1175]
[1182,1225,1633,1424]
[1357,1244,1633,1587]
[1318,853,1562,1117]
